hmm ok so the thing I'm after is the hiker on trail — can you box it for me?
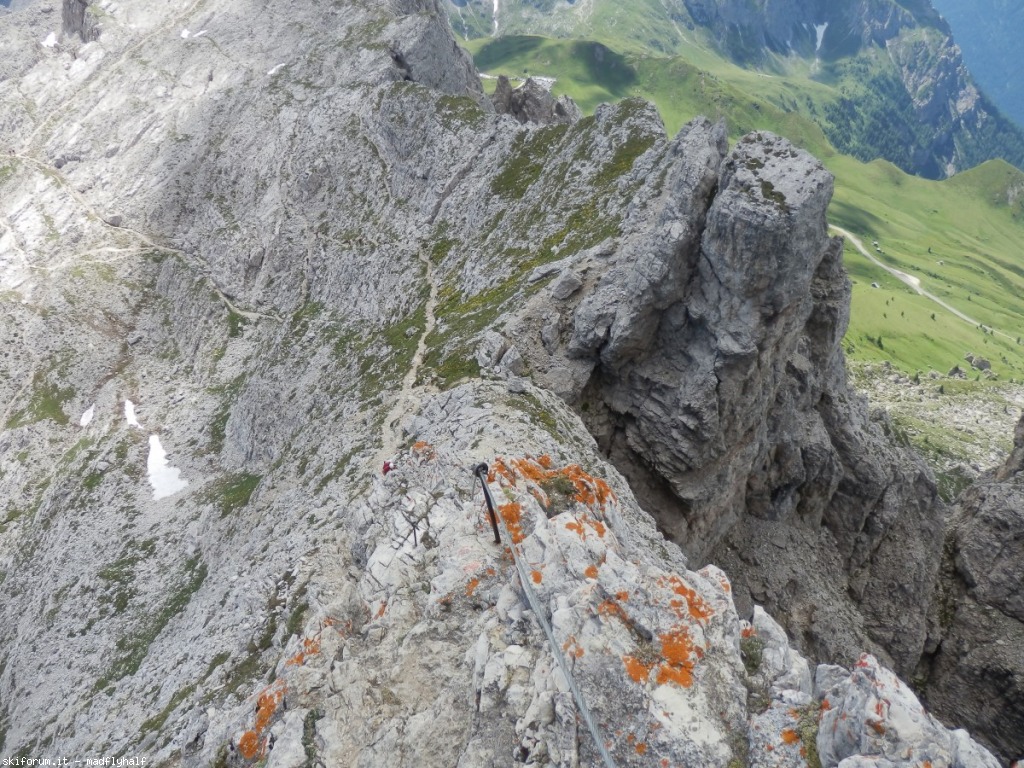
[382,460,395,475]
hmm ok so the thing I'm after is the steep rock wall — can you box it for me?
[919,413,1024,763]
[512,127,943,676]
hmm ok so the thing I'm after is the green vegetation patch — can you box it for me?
[211,473,262,517]
[96,556,207,690]
[227,309,248,338]
[207,375,247,454]
[140,682,196,735]
[794,702,824,768]
[491,124,570,199]
[5,375,74,429]
[740,634,764,676]
[436,94,487,130]
[98,553,141,615]
[539,473,577,516]
[302,709,325,767]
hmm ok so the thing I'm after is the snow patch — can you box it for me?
[124,399,140,428]
[180,28,190,38]
[815,22,828,53]
[42,32,58,48]
[147,435,188,500]
[79,405,94,427]
[268,63,286,76]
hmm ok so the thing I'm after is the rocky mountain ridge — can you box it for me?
[446,0,1024,178]
[929,0,1024,130]
[0,0,1020,764]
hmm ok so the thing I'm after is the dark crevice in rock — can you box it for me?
[915,415,1024,763]
[389,47,414,82]
[579,375,695,554]
[62,0,99,41]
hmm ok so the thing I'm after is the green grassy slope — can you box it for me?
[465,36,1024,382]
[830,155,1024,379]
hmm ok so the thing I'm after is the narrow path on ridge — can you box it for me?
[7,152,280,323]
[831,225,1015,342]
[377,247,439,466]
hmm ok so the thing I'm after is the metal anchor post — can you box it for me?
[473,463,502,545]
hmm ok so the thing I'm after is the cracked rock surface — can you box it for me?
[0,0,1012,764]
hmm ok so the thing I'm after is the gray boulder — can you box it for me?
[492,75,582,125]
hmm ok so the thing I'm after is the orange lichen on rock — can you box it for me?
[781,728,800,745]
[655,627,698,688]
[564,512,607,541]
[285,635,322,668]
[741,626,756,639]
[531,569,543,584]
[488,458,517,485]
[562,636,585,659]
[490,456,618,515]
[499,502,525,544]
[616,590,629,601]
[622,655,653,683]
[635,742,647,755]
[375,600,388,618]
[660,575,714,621]
[411,440,435,460]
[465,578,480,596]
[597,598,630,624]
[511,457,550,485]
[566,519,587,540]
[239,681,286,760]
[621,620,703,689]
[584,564,599,579]
[238,731,260,761]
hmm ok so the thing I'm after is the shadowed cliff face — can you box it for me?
[515,126,944,676]
[0,0,999,763]
[919,413,1024,763]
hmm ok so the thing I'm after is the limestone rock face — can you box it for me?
[517,127,943,677]
[817,654,1000,768]
[62,0,99,41]
[0,0,999,763]
[492,75,582,125]
[921,414,1024,763]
